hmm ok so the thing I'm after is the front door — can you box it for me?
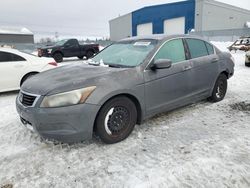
[63,39,79,57]
[144,39,193,116]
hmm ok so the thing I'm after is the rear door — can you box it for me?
[185,38,219,97]
[144,38,193,116]
[0,51,27,91]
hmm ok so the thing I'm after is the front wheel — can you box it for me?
[209,74,228,102]
[53,53,63,63]
[95,96,137,144]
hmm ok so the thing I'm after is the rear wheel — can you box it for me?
[53,52,63,63]
[95,96,137,144]
[209,74,227,102]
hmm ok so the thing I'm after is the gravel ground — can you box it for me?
[0,43,250,188]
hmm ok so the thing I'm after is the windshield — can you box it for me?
[55,39,68,46]
[92,40,158,67]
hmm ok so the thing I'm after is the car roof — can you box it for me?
[120,34,206,42]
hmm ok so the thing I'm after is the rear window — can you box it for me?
[205,42,214,55]
[186,39,208,59]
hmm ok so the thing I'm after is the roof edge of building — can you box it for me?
[134,0,194,13]
[109,12,132,23]
[204,0,250,14]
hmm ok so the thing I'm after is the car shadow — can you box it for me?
[0,90,19,97]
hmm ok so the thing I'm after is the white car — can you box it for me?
[0,48,57,92]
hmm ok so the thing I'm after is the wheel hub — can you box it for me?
[104,107,129,135]
[216,81,224,98]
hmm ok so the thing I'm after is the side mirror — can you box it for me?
[151,59,172,70]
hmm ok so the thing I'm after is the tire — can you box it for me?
[209,74,228,102]
[245,62,250,67]
[95,96,137,144]
[78,56,84,60]
[53,52,63,63]
[86,51,94,59]
[21,73,38,86]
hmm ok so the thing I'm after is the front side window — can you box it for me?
[186,39,209,59]
[0,51,26,62]
[154,39,186,64]
[66,39,77,47]
[92,40,157,67]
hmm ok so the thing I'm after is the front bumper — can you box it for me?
[38,49,52,58]
[16,95,100,143]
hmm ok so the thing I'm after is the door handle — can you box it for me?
[211,58,219,63]
[14,65,24,68]
[183,65,192,71]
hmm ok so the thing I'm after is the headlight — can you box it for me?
[40,86,96,108]
[47,49,53,54]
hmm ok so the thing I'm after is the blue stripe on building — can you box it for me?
[132,0,196,36]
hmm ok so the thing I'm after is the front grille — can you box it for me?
[20,92,37,107]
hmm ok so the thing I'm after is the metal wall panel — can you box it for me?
[0,34,34,44]
[196,0,250,31]
[109,13,132,41]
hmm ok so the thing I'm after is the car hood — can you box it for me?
[21,63,140,96]
[39,45,60,50]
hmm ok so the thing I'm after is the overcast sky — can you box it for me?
[0,0,250,39]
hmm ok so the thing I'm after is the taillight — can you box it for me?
[94,44,99,51]
[48,62,57,66]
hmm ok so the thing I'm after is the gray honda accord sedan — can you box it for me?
[16,35,234,144]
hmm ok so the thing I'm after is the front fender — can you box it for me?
[86,85,146,122]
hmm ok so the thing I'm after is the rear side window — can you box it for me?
[66,39,78,47]
[186,39,208,59]
[154,39,186,64]
[205,42,214,55]
[0,51,26,62]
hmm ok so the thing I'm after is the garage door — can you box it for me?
[164,17,185,35]
[137,23,153,36]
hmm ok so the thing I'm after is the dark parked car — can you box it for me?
[38,39,99,62]
[16,34,234,144]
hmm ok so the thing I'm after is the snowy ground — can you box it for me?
[0,42,250,188]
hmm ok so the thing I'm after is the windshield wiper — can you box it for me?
[87,60,100,66]
[88,62,100,66]
[105,63,134,68]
